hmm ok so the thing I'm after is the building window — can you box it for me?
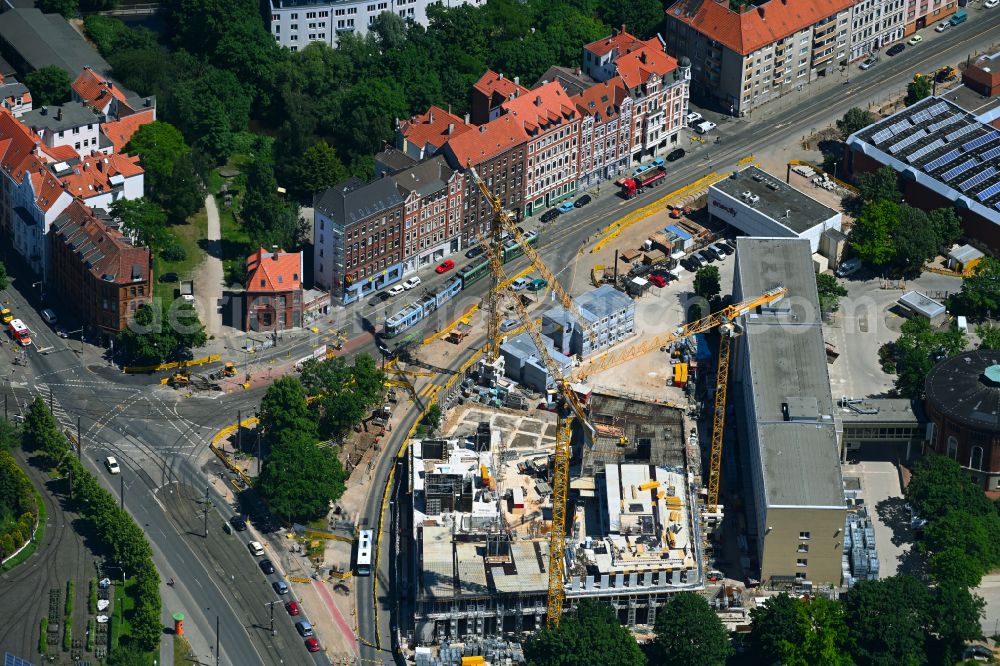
[970,446,984,471]
[947,436,958,460]
[799,531,810,540]
[796,558,808,567]
[797,544,809,553]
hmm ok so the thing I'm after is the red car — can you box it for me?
[285,601,300,616]
[305,637,320,652]
[648,275,667,288]
[435,260,455,273]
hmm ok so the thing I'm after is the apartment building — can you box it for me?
[442,114,527,246]
[396,105,473,162]
[268,0,485,51]
[574,79,632,187]
[48,200,150,339]
[470,70,528,125]
[904,0,958,34]
[582,30,690,162]
[0,74,29,117]
[244,247,304,332]
[395,155,464,273]
[849,0,906,62]
[664,0,855,116]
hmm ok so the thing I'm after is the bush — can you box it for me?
[39,617,47,653]
[89,578,97,614]
[159,243,187,262]
[65,579,74,617]
[86,617,95,651]
[63,623,71,652]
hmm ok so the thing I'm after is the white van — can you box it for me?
[41,308,58,325]
[957,316,968,334]
[695,120,717,134]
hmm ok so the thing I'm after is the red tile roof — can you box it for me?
[472,70,529,103]
[101,108,155,153]
[666,0,854,56]
[72,67,127,110]
[53,200,150,284]
[444,113,529,167]
[399,105,473,153]
[583,28,649,58]
[246,247,302,293]
[0,106,42,174]
[501,81,577,136]
[573,78,629,121]
[615,43,679,89]
[60,154,144,200]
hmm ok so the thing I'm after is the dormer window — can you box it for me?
[260,279,266,287]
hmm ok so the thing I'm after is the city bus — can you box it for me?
[355,529,373,576]
[8,318,31,346]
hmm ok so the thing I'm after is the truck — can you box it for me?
[948,9,966,25]
[617,166,667,199]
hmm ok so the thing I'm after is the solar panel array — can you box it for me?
[889,129,926,154]
[4,655,36,666]
[889,119,912,135]
[926,101,949,116]
[871,128,894,145]
[906,139,945,163]
[982,145,1000,162]
[959,167,998,193]
[977,181,1000,202]
[925,148,961,171]
[963,131,1000,153]
[910,108,934,124]
[928,114,961,133]
[942,158,977,181]
[945,124,976,142]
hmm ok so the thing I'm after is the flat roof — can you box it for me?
[925,350,1000,433]
[948,243,985,264]
[0,9,112,78]
[735,237,845,508]
[710,165,838,234]
[838,398,926,424]
[847,96,1000,225]
[21,102,99,133]
[898,290,946,318]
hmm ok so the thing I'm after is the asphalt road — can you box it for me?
[2,8,998,664]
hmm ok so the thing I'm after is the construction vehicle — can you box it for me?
[0,307,11,324]
[934,66,957,83]
[616,166,667,199]
[222,362,236,377]
[169,372,190,387]
[668,205,692,219]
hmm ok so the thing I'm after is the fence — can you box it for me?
[122,354,221,374]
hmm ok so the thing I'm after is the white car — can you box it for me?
[934,20,950,31]
[694,120,717,134]
[510,277,529,291]
[104,456,120,474]
[859,57,878,70]
[986,0,998,8]
[402,277,421,290]
[387,284,405,296]
[685,111,703,126]
[907,34,923,45]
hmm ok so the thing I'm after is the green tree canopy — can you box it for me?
[240,157,302,250]
[290,141,348,197]
[653,592,732,666]
[976,324,1000,349]
[259,376,316,444]
[125,121,190,188]
[524,599,646,666]
[890,317,965,399]
[25,66,71,107]
[905,74,932,107]
[850,200,897,266]
[859,166,901,204]
[816,273,848,314]
[595,0,665,38]
[116,301,206,365]
[84,16,157,55]
[842,575,931,666]
[110,198,167,250]
[693,265,721,300]
[837,107,877,138]
[37,0,78,17]
[299,355,385,440]
[956,257,1000,317]
[0,260,7,290]
[255,426,346,522]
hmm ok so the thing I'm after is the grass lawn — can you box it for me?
[0,485,46,573]
[173,634,194,666]
[154,208,209,303]
[109,577,137,650]
[218,196,253,286]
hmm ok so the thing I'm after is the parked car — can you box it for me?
[651,157,666,168]
[510,277,530,291]
[837,257,862,277]
[402,276,422,290]
[272,579,289,595]
[500,319,520,332]
[435,260,455,273]
[387,284,405,296]
[369,292,390,306]
[666,148,686,162]
[707,244,726,260]
[285,601,300,615]
[986,0,998,8]
[690,253,708,268]
[694,120,717,134]
[41,308,58,325]
[557,201,575,213]
[685,111,703,126]
[259,559,275,574]
[540,208,560,223]
[648,275,667,288]
[716,241,735,255]
[574,194,592,207]
[886,43,905,56]
[697,250,715,264]
[527,278,548,292]
[859,57,878,70]
[295,620,314,637]
[465,246,484,259]
[158,272,178,283]
[907,34,923,45]
[934,20,950,32]
[104,456,120,475]
[305,638,320,653]
[229,515,248,531]
[248,541,265,557]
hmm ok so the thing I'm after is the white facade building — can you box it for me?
[269,0,485,51]
[849,0,906,62]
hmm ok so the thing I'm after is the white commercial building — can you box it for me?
[848,0,906,62]
[708,166,841,253]
[269,0,485,51]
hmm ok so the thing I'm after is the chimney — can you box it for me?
[575,67,581,76]
[498,72,503,79]
[621,23,626,35]
[757,6,765,18]
[41,106,47,116]
[514,76,520,86]
[447,122,455,134]
[535,95,542,106]
[464,112,470,124]
[97,160,103,172]
[56,107,62,121]
[429,110,435,124]
[479,125,487,133]
[639,51,647,64]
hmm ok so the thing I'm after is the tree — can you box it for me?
[905,74,932,107]
[653,592,732,665]
[524,599,646,666]
[37,0,78,17]
[816,273,848,314]
[693,265,721,300]
[259,377,315,444]
[976,324,1000,350]
[891,317,965,399]
[125,121,189,189]
[0,259,7,290]
[422,404,442,434]
[369,11,409,50]
[927,584,984,664]
[84,16,157,56]
[22,397,67,465]
[256,427,347,522]
[107,642,148,666]
[859,166,901,204]
[842,575,931,666]
[116,301,206,365]
[928,207,961,250]
[291,141,348,196]
[166,300,207,357]
[892,205,939,271]
[595,0,665,38]
[747,593,802,664]
[956,257,1000,317]
[850,200,897,266]
[110,198,167,250]
[240,157,302,250]
[157,152,205,222]
[904,454,997,521]
[24,66,71,107]
[837,107,877,138]
[299,355,385,440]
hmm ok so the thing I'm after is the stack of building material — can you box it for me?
[843,505,879,585]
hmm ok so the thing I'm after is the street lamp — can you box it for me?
[31,281,42,303]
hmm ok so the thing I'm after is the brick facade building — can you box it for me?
[244,247,303,332]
